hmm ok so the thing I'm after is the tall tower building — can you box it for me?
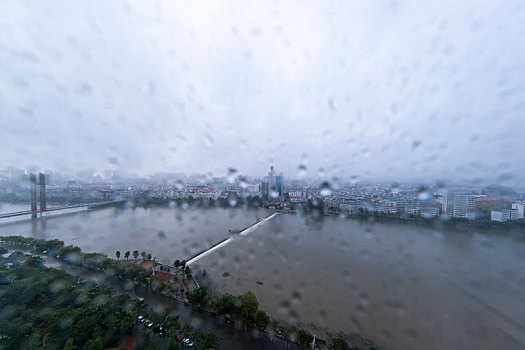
[262,177,269,199]
[39,172,46,215]
[30,173,37,218]
[263,166,283,201]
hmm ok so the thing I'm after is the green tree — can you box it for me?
[84,337,104,350]
[124,251,130,260]
[181,324,193,336]
[24,256,44,268]
[187,286,210,307]
[330,337,352,350]
[169,317,181,332]
[28,329,41,350]
[174,259,180,269]
[133,250,139,259]
[169,338,183,350]
[297,329,313,349]
[278,326,290,343]
[254,310,270,332]
[202,331,220,349]
[239,291,259,327]
[211,293,237,315]
[63,338,77,350]
[146,253,152,261]
[115,251,121,261]
[141,251,146,260]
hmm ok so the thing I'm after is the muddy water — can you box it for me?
[1,207,524,349]
[193,213,525,350]
[0,206,267,263]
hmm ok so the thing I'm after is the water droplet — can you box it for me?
[320,181,332,197]
[328,97,336,112]
[76,82,92,96]
[227,168,237,184]
[297,164,307,179]
[391,182,400,194]
[238,176,248,189]
[416,187,432,201]
[227,192,238,207]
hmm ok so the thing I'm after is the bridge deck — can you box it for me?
[0,200,123,219]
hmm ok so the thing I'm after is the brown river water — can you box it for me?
[1,206,524,350]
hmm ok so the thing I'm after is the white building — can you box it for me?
[288,191,307,202]
[511,202,524,219]
[491,209,519,222]
[443,193,479,219]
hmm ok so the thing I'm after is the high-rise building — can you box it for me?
[39,172,46,215]
[262,178,269,199]
[511,202,524,219]
[30,173,37,218]
[262,166,283,201]
[443,193,479,219]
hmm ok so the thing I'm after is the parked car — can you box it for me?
[183,338,194,348]
[136,315,145,324]
[175,333,184,342]
[145,319,154,328]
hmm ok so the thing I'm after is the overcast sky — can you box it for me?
[0,0,524,185]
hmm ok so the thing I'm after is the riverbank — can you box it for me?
[114,198,525,239]
[338,213,525,238]
[1,236,351,350]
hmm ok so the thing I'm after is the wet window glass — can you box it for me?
[1,1,524,350]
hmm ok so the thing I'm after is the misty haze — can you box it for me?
[0,1,524,350]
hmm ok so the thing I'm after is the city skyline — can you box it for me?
[2,165,525,192]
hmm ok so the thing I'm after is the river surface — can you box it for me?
[1,206,524,350]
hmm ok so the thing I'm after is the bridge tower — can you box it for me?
[39,173,46,216]
[30,173,37,218]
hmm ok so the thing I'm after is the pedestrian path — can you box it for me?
[187,213,279,265]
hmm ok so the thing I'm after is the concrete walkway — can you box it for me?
[187,213,279,265]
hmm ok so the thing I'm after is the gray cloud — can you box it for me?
[0,0,524,186]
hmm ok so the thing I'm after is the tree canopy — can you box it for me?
[0,254,138,349]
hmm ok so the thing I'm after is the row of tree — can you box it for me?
[115,249,151,261]
[113,251,193,279]
[0,235,65,252]
[186,287,271,332]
